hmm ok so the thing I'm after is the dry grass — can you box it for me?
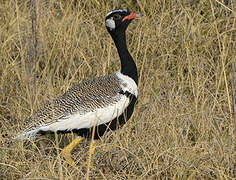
[0,0,235,179]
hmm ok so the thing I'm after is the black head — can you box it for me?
[105,9,140,35]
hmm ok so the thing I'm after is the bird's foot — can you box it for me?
[61,137,84,167]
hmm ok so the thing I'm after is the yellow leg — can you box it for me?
[61,137,84,166]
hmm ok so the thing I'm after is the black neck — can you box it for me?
[111,31,138,85]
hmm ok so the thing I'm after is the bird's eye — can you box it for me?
[113,14,121,20]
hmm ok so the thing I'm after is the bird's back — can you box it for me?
[18,73,123,137]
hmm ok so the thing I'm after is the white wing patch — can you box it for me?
[15,94,130,139]
[116,72,138,98]
[43,94,130,131]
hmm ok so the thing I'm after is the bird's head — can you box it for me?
[105,9,140,35]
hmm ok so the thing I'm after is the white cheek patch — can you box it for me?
[106,18,115,30]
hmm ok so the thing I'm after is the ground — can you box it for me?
[0,0,235,179]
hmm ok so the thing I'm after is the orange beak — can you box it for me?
[122,13,141,21]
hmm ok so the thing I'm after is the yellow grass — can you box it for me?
[0,0,235,179]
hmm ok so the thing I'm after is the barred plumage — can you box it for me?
[15,72,137,139]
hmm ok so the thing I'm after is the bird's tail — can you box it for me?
[13,129,38,140]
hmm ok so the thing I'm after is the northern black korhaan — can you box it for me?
[15,9,140,166]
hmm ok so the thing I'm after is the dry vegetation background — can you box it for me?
[0,0,235,179]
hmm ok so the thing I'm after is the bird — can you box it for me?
[14,8,140,166]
